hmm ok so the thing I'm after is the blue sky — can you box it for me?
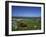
[12,6,41,17]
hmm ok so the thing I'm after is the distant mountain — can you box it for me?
[12,16,41,19]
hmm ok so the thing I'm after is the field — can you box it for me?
[12,17,41,31]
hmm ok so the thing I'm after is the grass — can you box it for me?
[12,17,41,31]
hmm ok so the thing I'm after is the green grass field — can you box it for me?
[12,17,41,31]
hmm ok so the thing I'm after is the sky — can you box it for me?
[12,6,41,17]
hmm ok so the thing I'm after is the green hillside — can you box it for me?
[12,17,41,31]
